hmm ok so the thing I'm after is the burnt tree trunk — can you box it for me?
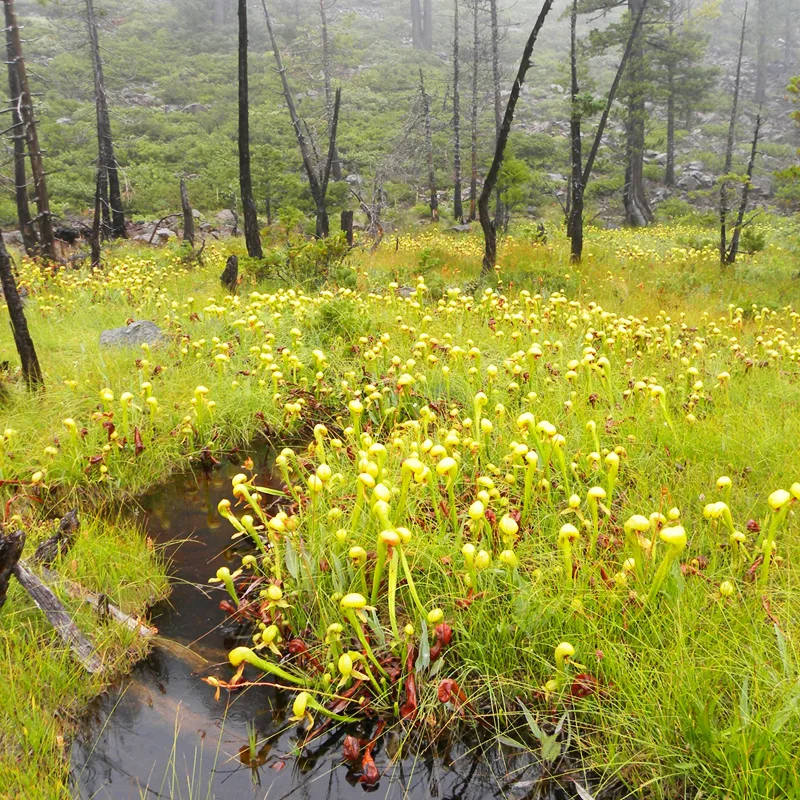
[419,70,439,222]
[180,177,195,247]
[726,112,761,264]
[320,0,341,180]
[221,254,239,292]
[411,0,423,48]
[479,0,554,274]
[86,0,126,240]
[0,528,24,613]
[721,7,747,265]
[341,209,354,245]
[4,0,55,260]
[315,87,341,238]
[665,0,676,186]
[452,0,463,222]
[263,0,330,236]
[238,0,263,258]
[0,230,43,387]
[4,16,35,256]
[570,0,647,262]
[468,0,479,221]
[567,0,583,262]
[622,0,653,227]
[422,0,433,50]
[489,0,503,223]
[91,169,102,268]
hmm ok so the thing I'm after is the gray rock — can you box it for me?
[56,117,72,125]
[156,227,175,239]
[182,103,209,114]
[100,320,165,348]
[677,174,701,191]
[449,224,472,233]
[4,230,24,245]
[191,209,202,218]
[215,209,236,224]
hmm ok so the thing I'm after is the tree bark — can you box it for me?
[468,0,479,221]
[665,0,676,186]
[13,561,104,673]
[0,230,43,388]
[720,7,747,265]
[422,0,433,50]
[341,209,354,245]
[726,112,760,264]
[622,0,653,227]
[91,169,102,268]
[0,528,24,613]
[4,0,55,260]
[569,0,648,262]
[319,0,341,180]
[419,69,439,222]
[238,0,263,258]
[263,0,330,236]
[479,0,554,274]
[567,0,583,262]
[85,0,126,240]
[4,16,35,256]
[452,0,463,222]
[411,0,423,48]
[489,0,503,222]
[180,176,195,247]
[221,254,239,292]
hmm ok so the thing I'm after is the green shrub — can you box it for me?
[245,233,352,290]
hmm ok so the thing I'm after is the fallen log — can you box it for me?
[34,563,155,638]
[12,561,103,673]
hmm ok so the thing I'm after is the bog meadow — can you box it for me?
[1,0,799,798]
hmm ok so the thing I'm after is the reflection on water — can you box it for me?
[70,453,583,800]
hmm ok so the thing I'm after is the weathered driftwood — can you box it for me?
[12,561,103,673]
[35,564,155,638]
[0,528,25,612]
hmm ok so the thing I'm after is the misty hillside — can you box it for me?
[2,0,797,230]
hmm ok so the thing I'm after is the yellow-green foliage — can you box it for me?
[1,225,799,798]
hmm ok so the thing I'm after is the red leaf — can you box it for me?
[342,734,360,762]
[134,427,144,456]
[360,753,380,785]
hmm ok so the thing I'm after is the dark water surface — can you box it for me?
[70,454,587,800]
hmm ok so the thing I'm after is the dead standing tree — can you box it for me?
[725,112,762,264]
[720,6,747,266]
[568,0,648,262]
[180,176,195,247]
[319,0,341,180]
[85,0,126,240]
[0,230,43,387]
[262,0,341,238]
[452,0,463,222]
[3,0,55,260]
[419,69,439,222]
[3,6,35,256]
[478,0,554,275]
[239,0,263,258]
